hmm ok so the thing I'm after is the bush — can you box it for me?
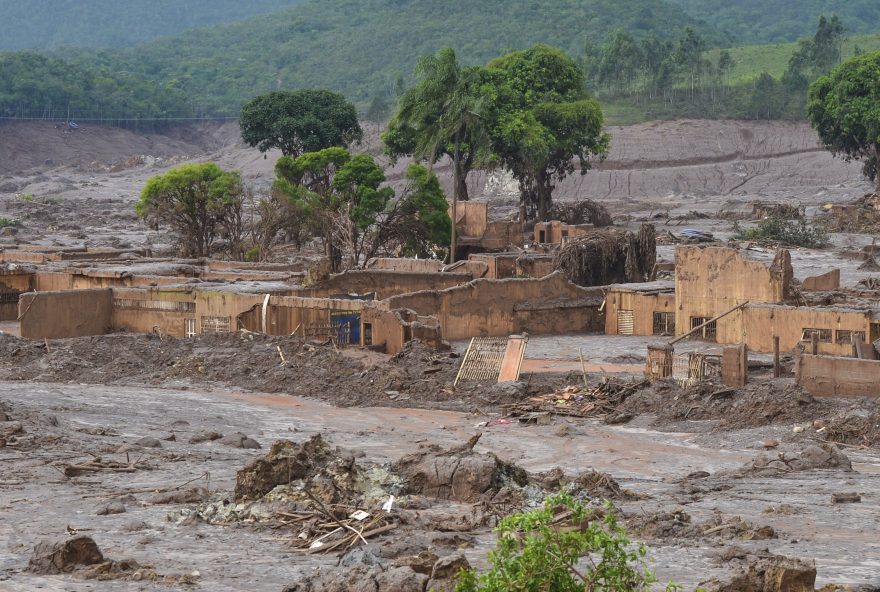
[734,214,829,248]
[0,217,21,228]
[455,494,677,592]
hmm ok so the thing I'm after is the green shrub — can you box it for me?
[734,215,829,248]
[455,494,678,592]
[0,217,21,228]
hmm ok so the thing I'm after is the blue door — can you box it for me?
[330,312,361,345]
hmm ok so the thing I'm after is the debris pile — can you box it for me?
[739,443,852,476]
[553,223,656,286]
[502,380,648,420]
[817,193,880,234]
[701,548,816,592]
[548,199,613,227]
[627,510,775,541]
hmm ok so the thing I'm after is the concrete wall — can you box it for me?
[605,290,676,336]
[19,289,112,339]
[382,272,604,340]
[802,269,840,291]
[797,354,880,398]
[111,288,198,337]
[675,246,790,335]
[533,221,593,244]
[303,270,472,300]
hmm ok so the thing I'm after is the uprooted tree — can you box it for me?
[554,223,656,286]
[240,89,363,157]
[136,162,246,258]
[274,147,450,271]
[808,51,880,191]
[483,45,610,221]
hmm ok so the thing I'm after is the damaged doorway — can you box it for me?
[330,311,361,346]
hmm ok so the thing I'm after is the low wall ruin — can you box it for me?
[796,354,880,398]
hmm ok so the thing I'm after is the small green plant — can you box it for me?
[734,214,829,248]
[455,493,678,592]
[16,193,35,202]
[0,217,21,228]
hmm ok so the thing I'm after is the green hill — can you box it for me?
[668,0,880,44]
[0,0,302,50]
[85,0,720,112]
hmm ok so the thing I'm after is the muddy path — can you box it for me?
[2,381,879,590]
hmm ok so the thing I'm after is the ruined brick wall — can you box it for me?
[675,246,791,336]
[302,270,472,300]
[605,290,675,336]
[19,289,112,339]
[382,272,604,341]
[797,354,880,397]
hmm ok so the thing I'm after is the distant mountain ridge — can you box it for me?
[72,0,720,111]
[0,0,302,49]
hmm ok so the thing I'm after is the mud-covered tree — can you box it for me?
[483,45,610,221]
[808,51,880,190]
[240,89,363,157]
[274,147,393,271]
[136,162,245,258]
[371,163,451,259]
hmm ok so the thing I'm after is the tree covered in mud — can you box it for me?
[808,51,880,190]
[273,147,450,271]
[136,162,245,258]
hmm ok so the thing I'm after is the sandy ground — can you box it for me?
[2,381,879,591]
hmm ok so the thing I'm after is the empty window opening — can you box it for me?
[690,317,717,341]
[801,328,832,343]
[653,312,675,335]
[363,322,373,346]
[835,330,865,345]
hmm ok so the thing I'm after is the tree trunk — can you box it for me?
[450,136,460,264]
[536,171,554,222]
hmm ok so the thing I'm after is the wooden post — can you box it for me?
[578,348,588,387]
[669,300,750,346]
[811,332,819,355]
[773,336,780,378]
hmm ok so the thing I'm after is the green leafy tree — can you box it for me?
[455,494,672,592]
[808,51,880,190]
[136,163,245,258]
[483,44,610,221]
[750,72,782,119]
[384,48,488,204]
[274,147,393,271]
[240,89,363,157]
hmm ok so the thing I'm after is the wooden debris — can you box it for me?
[502,380,647,420]
[62,460,152,478]
[831,492,861,504]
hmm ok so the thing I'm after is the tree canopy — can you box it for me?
[136,163,245,257]
[483,45,610,220]
[808,51,880,189]
[240,90,363,157]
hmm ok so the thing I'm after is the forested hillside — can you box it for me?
[668,0,880,43]
[80,0,719,111]
[0,0,301,49]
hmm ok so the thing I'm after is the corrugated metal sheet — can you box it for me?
[617,310,634,335]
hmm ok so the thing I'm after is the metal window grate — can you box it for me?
[201,316,231,334]
[690,317,717,341]
[617,310,634,335]
[184,318,196,338]
[455,337,510,384]
[113,298,195,313]
[0,292,19,304]
[653,312,675,335]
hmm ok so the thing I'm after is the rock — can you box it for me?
[1,421,23,436]
[430,554,470,580]
[831,492,861,504]
[27,536,104,574]
[427,554,471,592]
[763,439,779,449]
[163,433,176,442]
[393,551,439,575]
[393,436,527,502]
[134,437,161,448]
[235,436,334,501]
[763,557,816,592]
[146,487,208,505]
[339,547,382,568]
[96,501,126,516]
[702,551,816,592]
[375,566,429,592]
[686,471,711,479]
[604,412,635,425]
[122,520,150,532]
[0,411,9,422]
[554,424,570,437]
[188,431,223,444]
[219,432,262,449]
